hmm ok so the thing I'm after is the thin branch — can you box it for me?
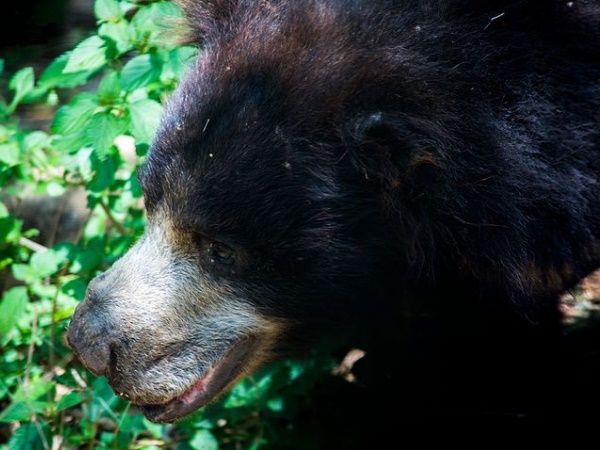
[24,309,37,390]
[20,237,48,253]
[98,198,127,236]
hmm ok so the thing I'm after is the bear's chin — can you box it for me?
[136,335,258,423]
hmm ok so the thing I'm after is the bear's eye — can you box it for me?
[209,242,235,265]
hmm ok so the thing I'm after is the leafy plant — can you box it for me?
[0,1,348,448]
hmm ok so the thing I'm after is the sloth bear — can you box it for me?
[68,0,600,430]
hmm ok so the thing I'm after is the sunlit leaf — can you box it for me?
[267,396,285,412]
[64,36,107,73]
[30,249,63,278]
[224,373,274,408]
[0,201,9,217]
[52,93,98,135]
[39,52,96,89]
[0,401,47,423]
[99,20,133,55]
[6,422,43,450]
[8,67,35,109]
[121,54,162,91]
[98,72,122,104]
[70,239,106,273]
[129,98,162,145]
[0,215,22,243]
[13,378,54,403]
[56,392,83,411]
[87,149,119,193]
[86,111,129,158]
[190,429,219,450]
[10,264,32,283]
[167,46,197,80]
[24,131,50,151]
[131,2,185,49]
[45,181,67,197]
[0,287,29,336]
[0,142,20,166]
[95,0,123,22]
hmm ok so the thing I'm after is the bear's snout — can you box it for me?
[67,315,112,376]
[67,275,114,377]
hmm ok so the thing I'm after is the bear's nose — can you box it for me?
[66,316,112,376]
[66,277,113,376]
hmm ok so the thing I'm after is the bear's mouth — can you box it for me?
[136,335,258,423]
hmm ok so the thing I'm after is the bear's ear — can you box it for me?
[176,0,240,44]
[350,112,415,171]
[349,112,441,191]
[354,112,397,148]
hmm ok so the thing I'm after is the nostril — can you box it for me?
[67,318,112,376]
[67,271,114,377]
[74,341,111,376]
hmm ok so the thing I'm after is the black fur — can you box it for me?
[140,0,600,424]
[145,0,600,319]
[75,0,600,439]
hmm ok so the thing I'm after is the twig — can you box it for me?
[48,263,70,387]
[19,237,48,253]
[24,309,38,390]
[47,190,71,248]
[98,198,128,236]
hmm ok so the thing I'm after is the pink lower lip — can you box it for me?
[136,335,258,423]
[180,367,214,405]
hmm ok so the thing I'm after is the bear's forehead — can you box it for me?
[137,0,394,244]
[139,114,340,245]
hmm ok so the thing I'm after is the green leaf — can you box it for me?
[74,146,95,180]
[190,429,219,450]
[61,277,88,301]
[0,401,47,423]
[224,373,274,408]
[121,54,163,91]
[9,67,35,95]
[63,36,107,73]
[46,90,59,106]
[131,2,185,49]
[10,264,32,283]
[95,0,123,22]
[0,142,20,166]
[7,422,42,450]
[267,396,285,412]
[8,67,35,110]
[24,131,50,151]
[168,46,197,80]
[98,72,122,104]
[51,133,89,155]
[99,21,133,55]
[129,98,162,145]
[13,377,54,402]
[86,111,129,157]
[70,236,106,272]
[89,149,120,191]
[0,59,3,75]
[56,392,83,411]
[0,201,9,217]
[30,249,63,278]
[39,52,96,90]
[51,93,98,135]
[45,181,67,197]
[0,216,22,244]
[142,418,164,438]
[0,287,29,336]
